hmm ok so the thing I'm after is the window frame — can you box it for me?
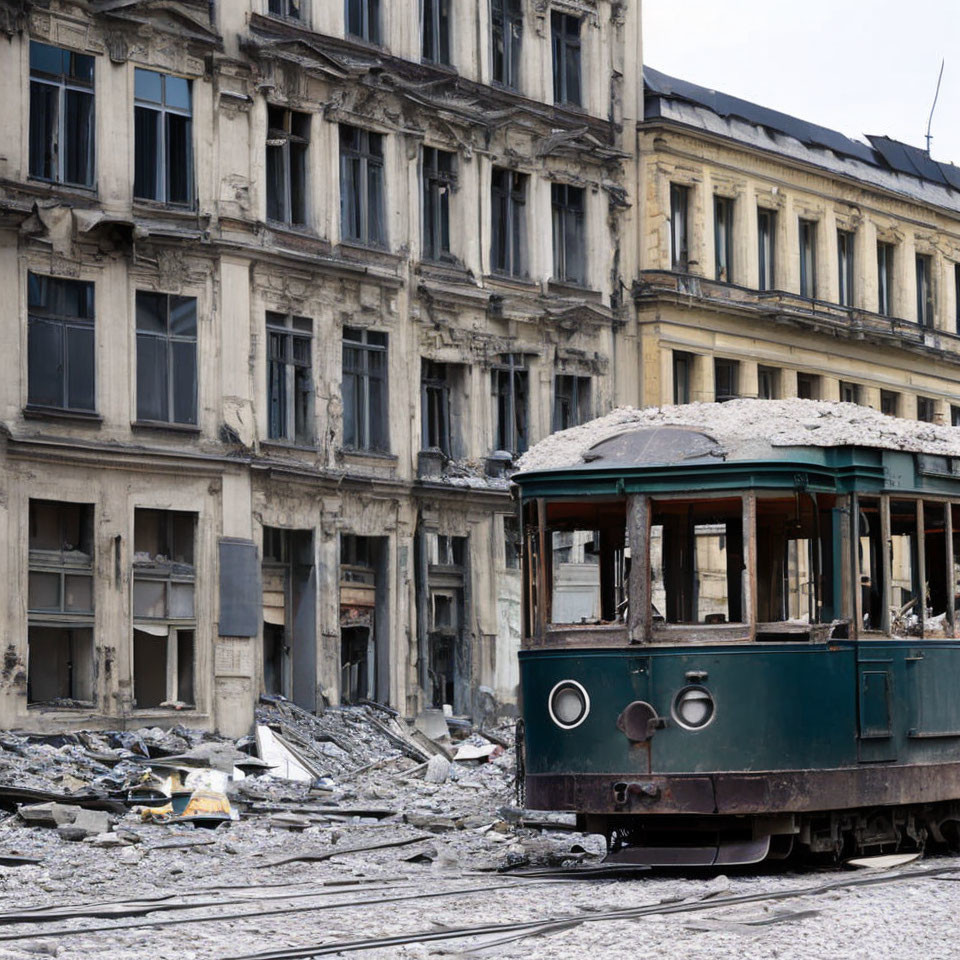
[673,351,692,404]
[421,0,451,65]
[268,0,303,20]
[342,327,389,453]
[714,196,734,282]
[345,0,381,44]
[714,358,739,403]
[837,229,854,307]
[551,182,586,285]
[757,365,780,400]
[490,167,527,277]
[492,353,528,454]
[916,253,934,328]
[134,68,193,207]
[550,11,582,107]
[881,390,900,417]
[877,241,895,316]
[421,359,452,456]
[757,208,776,291]
[266,312,313,445]
[266,106,310,226]
[798,218,817,298]
[340,124,386,248]
[553,373,591,432]
[491,0,522,89]
[670,184,689,271]
[422,146,456,262]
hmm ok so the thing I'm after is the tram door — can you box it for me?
[857,658,897,763]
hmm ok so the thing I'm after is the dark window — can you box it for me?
[503,515,521,569]
[553,374,590,431]
[799,219,817,298]
[268,0,301,18]
[673,351,692,404]
[342,327,388,451]
[714,359,739,402]
[27,272,95,412]
[267,312,313,444]
[29,41,95,188]
[346,0,380,42]
[491,167,527,276]
[714,196,734,282]
[757,208,776,291]
[877,242,894,315]
[670,184,689,271]
[28,500,94,619]
[492,0,522,88]
[134,69,192,205]
[917,396,936,423]
[881,390,899,417]
[422,0,450,64]
[135,292,197,425]
[840,381,860,405]
[952,405,960,427]
[917,254,934,327]
[837,230,854,306]
[492,353,528,454]
[758,365,779,400]
[955,264,960,334]
[551,12,581,106]
[340,125,385,246]
[551,183,585,284]
[797,373,820,400]
[266,107,309,225]
[422,147,455,261]
[421,360,451,455]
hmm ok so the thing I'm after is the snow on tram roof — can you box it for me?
[515,399,960,474]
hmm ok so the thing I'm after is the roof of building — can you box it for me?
[643,66,960,208]
[515,398,960,475]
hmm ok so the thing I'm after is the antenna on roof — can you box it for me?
[925,59,945,156]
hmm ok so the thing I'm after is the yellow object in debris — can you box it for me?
[140,803,173,819]
[182,789,232,818]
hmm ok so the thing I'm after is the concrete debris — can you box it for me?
[56,809,112,841]
[424,755,451,784]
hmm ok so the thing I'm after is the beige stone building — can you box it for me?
[0,0,641,735]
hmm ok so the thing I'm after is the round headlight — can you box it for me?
[548,680,590,730]
[673,686,715,730]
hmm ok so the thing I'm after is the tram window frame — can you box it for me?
[856,497,887,634]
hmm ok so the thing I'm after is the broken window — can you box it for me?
[267,312,313,444]
[916,254,934,327]
[551,12,581,106]
[342,327,388,452]
[797,373,820,400]
[503,515,521,569]
[492,0,522,88]
[27,272,95,413]
[340,125,385,246]
[799,219,817,298]
[837,229,854,307]
[134,69,192,206]
[27,500,95,706]
[346,0,380,42]
[876,242,895,315]
[840,381,860,405]
[268,0,301,18]
[29,41,95,188]
[889,500,921,635]
[673,351,692,404]
[758,365,779,400]
[651,498,743,625]
[266,107,309,226]
[917,396,936,423]
[340,534,381,704]
[923,501,949,635]
[422,147,455,262]
[492,353,528,454]
[133,509,196,709]
[551,183,586,284]
[857,497,885,631]
[553,374,591,432]
[714,358,739,402]
[421,360,451,455]
[491,167,527,276]
[881,390,900,417]
[714,196,734,282]
[422,0,451,64]
[670,184,689,271]
[757,208,775,291]
[135,291,197,425]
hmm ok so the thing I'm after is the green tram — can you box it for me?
[513,401,960,865]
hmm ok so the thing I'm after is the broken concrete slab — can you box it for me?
[18,802,78,828]
[424,755,451,784]
[57,808,112,841]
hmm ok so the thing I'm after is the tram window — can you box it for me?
[551,530,600,623]
[858,498,885,631]
[952,504,960,629]
[889,500,921,636]
[650,498,743,625]
[924,502,949,635]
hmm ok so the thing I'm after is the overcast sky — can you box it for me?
[642,0,960,168]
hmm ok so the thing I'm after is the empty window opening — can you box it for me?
[422,0,450,64]
[340,534,386,704]
[889,500,921,636]
[917,396,936,423]
[134,69,191,205]
[916,254,934,327]
[267,107,309,225]
[877,242,895,316]
[27,272,95,413]
[881,390,900,417]
[651,498,743,626]
[673,351,692,404]
[553,374,591,432]
[952,405,960,427]
[799,219,817,298]
[923,501,949,636]
[346,0,380,42]
[492,353,528,454]
[28,628,94,706]
[670,184,689,271]
[546,500,627,625]
[491,168,527,276]
[503,514,521,569]
[422,531,468,711]
[551,12,581,106]
[29,41,95,188]
[268,0,301,18]
[136,291,197,425]
[757,208,776,291]
[340,125,385,246]
[422,147,455,261]
[421,359,452,456]
[837,230,854,306]
[343,327,388,452]
[492,0,522,88]
[714,358,739,403]
[714,196,734,282]
[267,312,313,444]
[840,381,860,405]
[797,373,821,400]
[955,264,960,334]
[758,366,780,400]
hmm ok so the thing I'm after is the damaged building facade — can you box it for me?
[0,0,641,735]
